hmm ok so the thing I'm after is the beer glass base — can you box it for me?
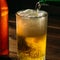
[18,55,45,60]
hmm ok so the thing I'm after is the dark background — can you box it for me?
[7,0,39,15]
[6,0,60,19]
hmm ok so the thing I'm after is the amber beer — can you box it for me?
[16,9,48,60]
[0,0,9,55]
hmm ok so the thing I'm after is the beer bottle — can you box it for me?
[0,0,9,56]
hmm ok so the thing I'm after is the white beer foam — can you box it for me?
[17,9,47,18]
[17,9,47,36]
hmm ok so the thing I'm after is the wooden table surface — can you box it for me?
[9,17,60,60]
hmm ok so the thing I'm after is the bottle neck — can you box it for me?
[1,0,8,7]
[1,0,8,16]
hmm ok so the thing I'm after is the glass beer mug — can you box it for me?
[16,9,48,60]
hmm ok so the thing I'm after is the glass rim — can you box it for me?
[16,10,48,18]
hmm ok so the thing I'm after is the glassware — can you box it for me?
[16,9,48,60]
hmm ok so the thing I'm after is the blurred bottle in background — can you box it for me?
[0,0,9,56]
